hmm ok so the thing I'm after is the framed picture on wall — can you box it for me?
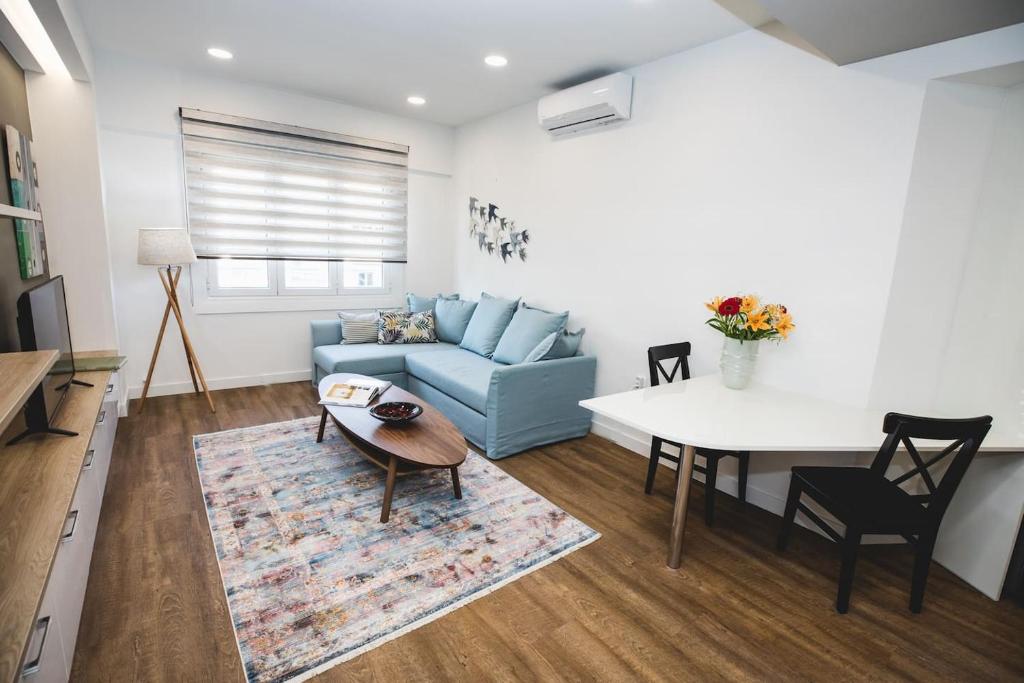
[4,124,47,279]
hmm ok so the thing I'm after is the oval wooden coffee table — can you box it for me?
[316,373,467,522]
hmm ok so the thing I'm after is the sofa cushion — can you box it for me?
[407,292,459,315]
[459,292,520,358]
[493,306,568,364]
[405,349,501,413]
[544,327,586,359]
[313,341,458,376]
[434,298,478,344]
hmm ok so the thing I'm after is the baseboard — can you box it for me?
[589,416,898,544]
[127,369,312,400]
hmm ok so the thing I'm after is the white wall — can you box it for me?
[450,26,1024,527]
[90,53,456,398]
[25,72,119,353]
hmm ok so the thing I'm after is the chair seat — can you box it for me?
[792,466,927,533]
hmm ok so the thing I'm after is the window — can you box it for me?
[180,109,408,313]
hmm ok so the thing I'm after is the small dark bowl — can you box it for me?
[369,401,423,424]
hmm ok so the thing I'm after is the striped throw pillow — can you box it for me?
[338,311,378,344]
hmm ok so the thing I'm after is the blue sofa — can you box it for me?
[311,319,596,459]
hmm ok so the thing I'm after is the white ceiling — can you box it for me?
[69,0,770,126]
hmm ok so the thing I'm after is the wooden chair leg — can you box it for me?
[737,451,750,504]
[777,478,801,551]
[836,529,862,614]
[910,534,936,613]
[704,453,719,526]
[380,456,398,523]
[644,437,662,494]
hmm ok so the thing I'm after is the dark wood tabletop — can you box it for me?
[318,373,466,468]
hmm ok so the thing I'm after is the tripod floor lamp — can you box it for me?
[137,228,215,414]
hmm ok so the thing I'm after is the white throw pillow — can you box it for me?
[337,311,378,344]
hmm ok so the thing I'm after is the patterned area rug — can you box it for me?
[193,416,600,683]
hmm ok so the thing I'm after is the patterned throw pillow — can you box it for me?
[378,310,437,344]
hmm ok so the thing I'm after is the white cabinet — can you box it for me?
[22,373,119,681]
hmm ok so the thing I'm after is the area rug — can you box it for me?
[193,416,600,683]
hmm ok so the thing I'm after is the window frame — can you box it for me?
[190,259,403,314]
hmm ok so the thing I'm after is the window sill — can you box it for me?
[192,292,403,315]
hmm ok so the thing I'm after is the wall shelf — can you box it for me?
[0,203,42,221]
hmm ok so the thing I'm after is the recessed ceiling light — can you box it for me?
[207,47,233,60]
[484,55,508,68]
[407,95,426,106]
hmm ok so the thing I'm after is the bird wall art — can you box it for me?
[468,196,530,263]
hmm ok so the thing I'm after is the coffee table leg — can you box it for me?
[316,406,328,443]
[380,456,398,523]
[450,466,462,499]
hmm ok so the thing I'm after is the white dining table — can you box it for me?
[580,375,1024,571]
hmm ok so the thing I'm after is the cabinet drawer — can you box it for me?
[103,371,121,404]
[22,584,68,682]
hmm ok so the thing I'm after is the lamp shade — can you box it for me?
[137,228,197,265]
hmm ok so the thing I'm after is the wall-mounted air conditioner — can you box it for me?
[538,72,633,138]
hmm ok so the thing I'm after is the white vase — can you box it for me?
[720,337,760,390]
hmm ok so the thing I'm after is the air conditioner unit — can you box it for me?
[538,73,633,138]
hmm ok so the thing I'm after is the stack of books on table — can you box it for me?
[319,378,392,408]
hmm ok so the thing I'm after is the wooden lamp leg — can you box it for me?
[138,266,216,414]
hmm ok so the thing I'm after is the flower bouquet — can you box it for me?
[704,295,794,389]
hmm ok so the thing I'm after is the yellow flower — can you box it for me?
[745,309,771,332]
[705,296,723,313]
[740,295,759,314]
[765,304,780,318]
[775,313,795,339]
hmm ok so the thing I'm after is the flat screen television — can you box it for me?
[14,275,77,437]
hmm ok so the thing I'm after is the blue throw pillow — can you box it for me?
[407,292,459,315]
[493,306,569,364]
[459,292,520,358]
[434,298,478,344]
[525,327,586,361]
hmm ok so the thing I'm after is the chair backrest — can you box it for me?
[647,342,692,387]
[871,412,992,524]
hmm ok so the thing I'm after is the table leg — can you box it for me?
[450,466,462,499]
[380,456,398,523]
[667,444,697,569]
[316,406,328,443]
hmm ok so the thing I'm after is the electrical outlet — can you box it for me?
[632,375,646,390]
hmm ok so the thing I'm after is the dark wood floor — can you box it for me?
[72,382,1024,682]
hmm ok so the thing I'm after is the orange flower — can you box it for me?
[740,295,759,314]
[775,313,795,339]
[705,296,723,313]
[745,309,771,332]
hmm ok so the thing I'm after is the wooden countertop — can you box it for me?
[0,370,111,682]
[0,351,59,437]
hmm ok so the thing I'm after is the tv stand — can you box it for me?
[54,377,95,391]
[5,425,78,446]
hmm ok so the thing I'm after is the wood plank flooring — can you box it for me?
[72,382,1024,682]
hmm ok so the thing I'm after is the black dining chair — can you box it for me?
[777,412,992,614]
[644,342,750,526]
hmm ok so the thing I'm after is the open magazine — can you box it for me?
[320,378,393,408]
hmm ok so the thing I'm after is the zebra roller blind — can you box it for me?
[180,108,409,262]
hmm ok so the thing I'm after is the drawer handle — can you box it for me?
[96,410,106,425]
[21,615,50,677]
[83,449,95,470]
[106,383,113,394]
[60,510,79,543]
